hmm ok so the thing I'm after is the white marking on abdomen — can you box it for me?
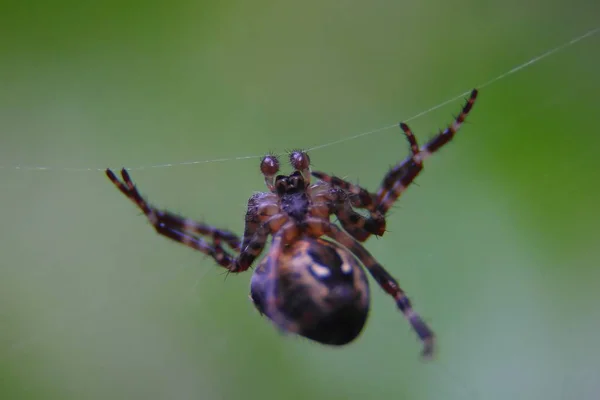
[311,263,331,277]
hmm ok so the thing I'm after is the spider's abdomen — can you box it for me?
[250,237,370,345]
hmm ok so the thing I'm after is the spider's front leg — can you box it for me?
[376,89,478,213]
[106,168,285,273]
[312,89,478,241]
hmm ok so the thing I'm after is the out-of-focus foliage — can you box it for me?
[1,1,599,399]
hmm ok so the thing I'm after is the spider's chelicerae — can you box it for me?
[106,89,478,357]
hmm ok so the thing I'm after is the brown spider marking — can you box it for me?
[106,88,478,357]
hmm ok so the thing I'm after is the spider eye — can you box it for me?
[289,150,310,171]
[260,154,280,176]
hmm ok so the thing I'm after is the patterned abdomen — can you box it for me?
[250,237,370,345]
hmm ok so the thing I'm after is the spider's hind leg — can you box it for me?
[306,217,435,357]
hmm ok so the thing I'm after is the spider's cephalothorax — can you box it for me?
[105,89,478,358]
[275,171,310,222]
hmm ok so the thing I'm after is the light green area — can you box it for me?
[1,1,599,399]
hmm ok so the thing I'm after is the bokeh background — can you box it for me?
[1,1,599,399]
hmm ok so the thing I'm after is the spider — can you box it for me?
[106,89,478,358]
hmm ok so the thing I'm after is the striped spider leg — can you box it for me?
[302,217,435,357]
[105,166,286,273]
[311,88,479,242]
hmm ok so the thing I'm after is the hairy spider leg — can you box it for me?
[311,89,478,242]
[106,169,243,251]
[310,189,383,242]
[106,168,287,272]
[305,217,434,357]
[377,89,478,213]
[240,192,280,250]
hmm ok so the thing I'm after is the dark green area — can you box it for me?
[1,1,599,399]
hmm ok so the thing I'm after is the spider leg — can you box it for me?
[310,131,417,212]
[106,169,242,251]
[310,167,393,242]
[106,168,286,272]
[311,89,478,239]
[376,89,478,213]
[233,213,289,272]
[310,190,384,242]
[310,171,377,210]
[240,192,280,250]
[305,217,434,357]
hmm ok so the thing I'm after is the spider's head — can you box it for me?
[274,171,306,195]
[261,150,312,194]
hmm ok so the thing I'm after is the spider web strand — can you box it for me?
[1,25,598,172]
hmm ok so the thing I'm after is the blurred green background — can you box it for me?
[1,1,599,399]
